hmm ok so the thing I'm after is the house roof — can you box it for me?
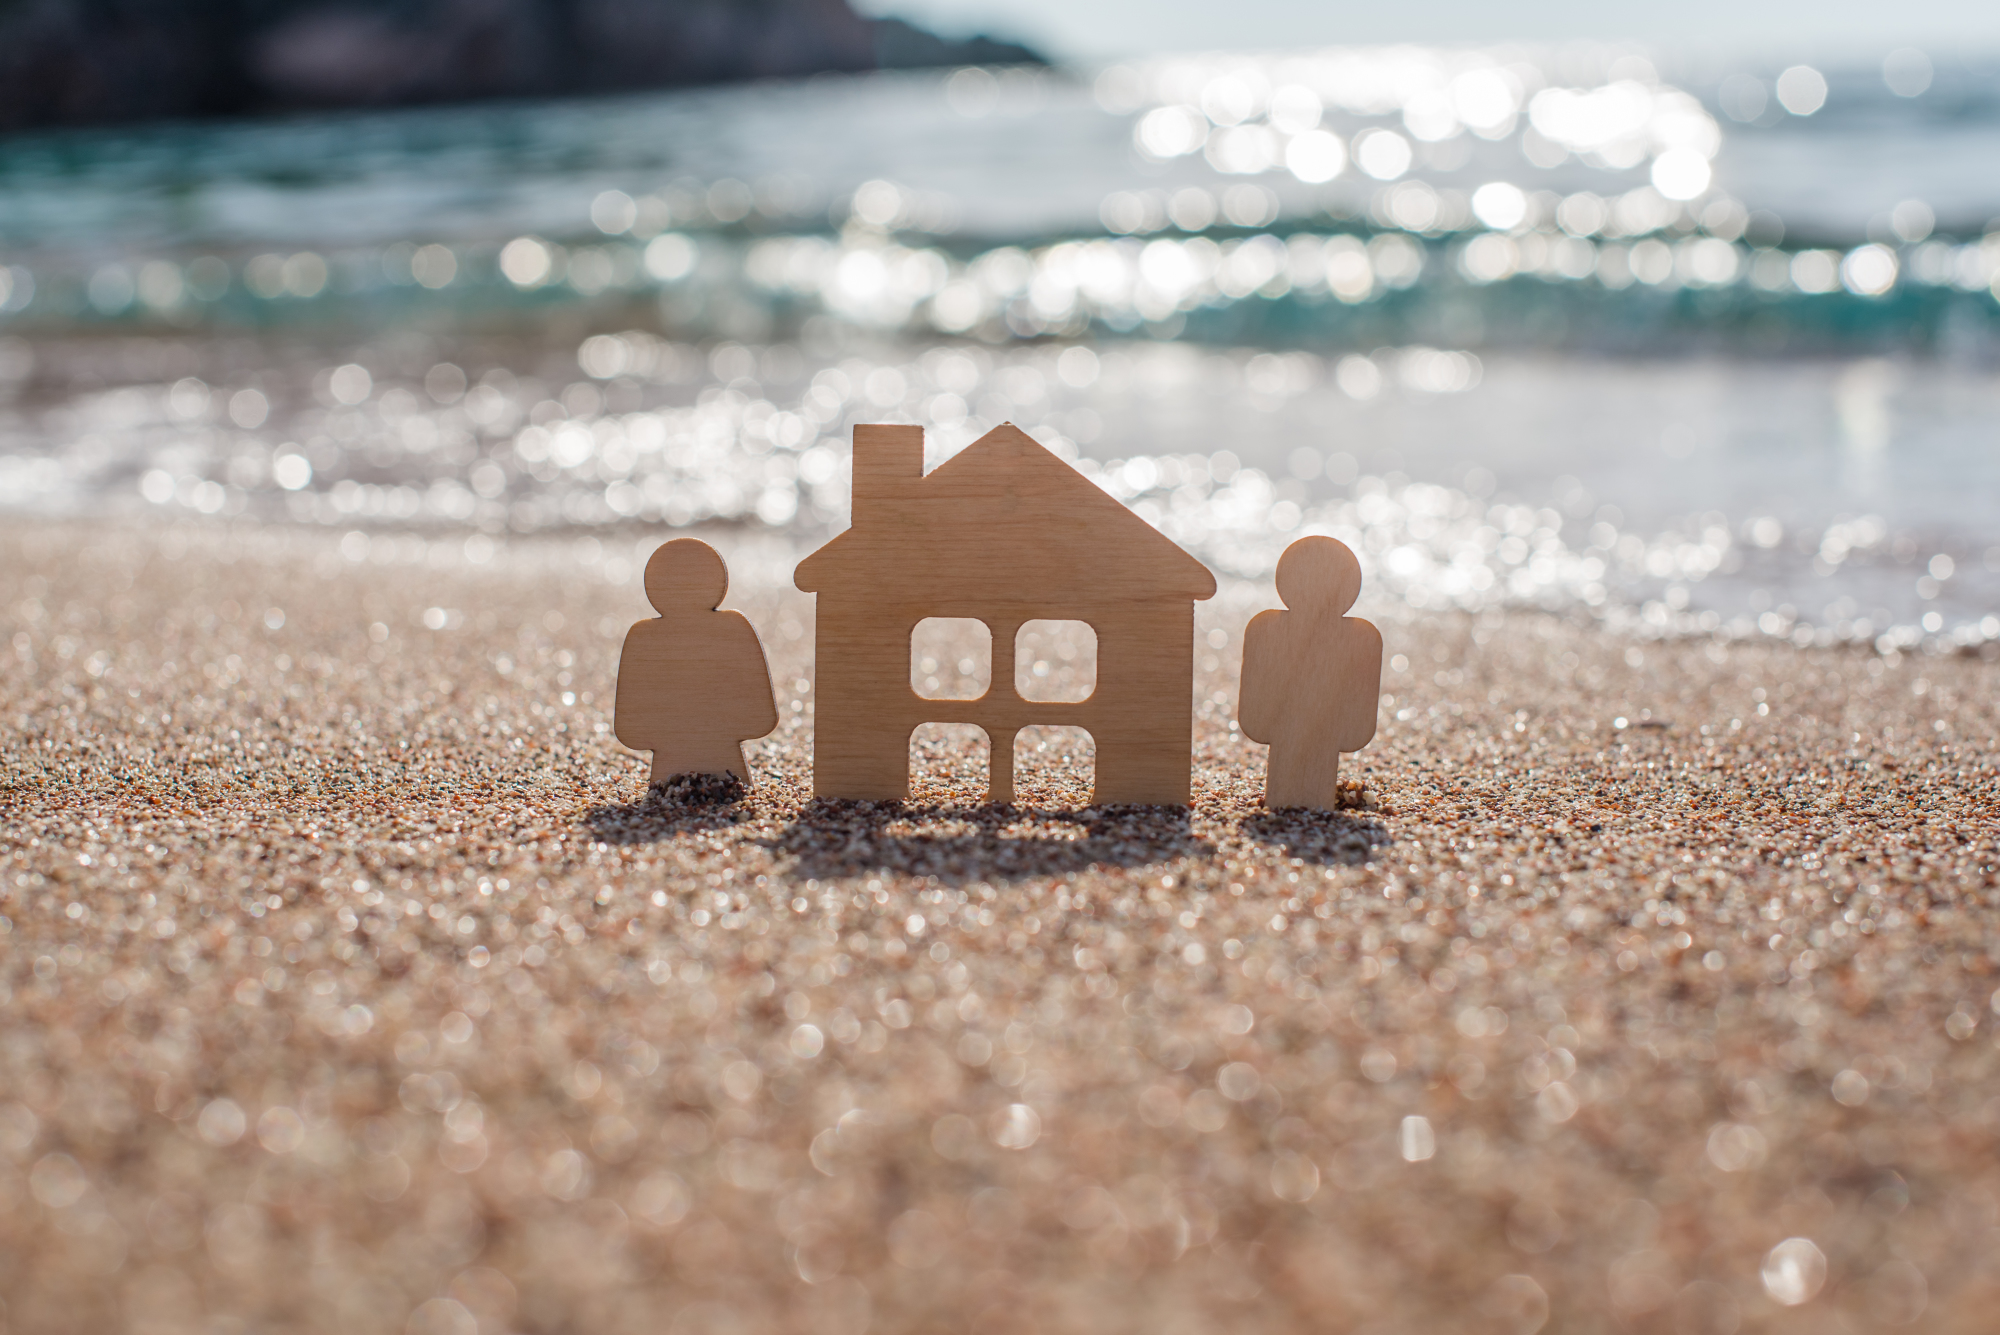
[795,423,1216,602]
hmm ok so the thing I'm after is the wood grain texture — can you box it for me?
[1239,536,1383,810]
[614,538,778,785]
[796,422,1217,805]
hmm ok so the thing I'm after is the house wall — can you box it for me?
[812,596,925,801]
[810,595,1196,805]
[1087,600,1196,805]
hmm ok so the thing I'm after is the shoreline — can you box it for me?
[4,517,1997,1334]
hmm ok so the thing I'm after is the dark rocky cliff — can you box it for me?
[0,0,1041,130]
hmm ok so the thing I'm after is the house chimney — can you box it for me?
[851,424,923,523]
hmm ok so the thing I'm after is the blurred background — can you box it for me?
[1,0,1997,649]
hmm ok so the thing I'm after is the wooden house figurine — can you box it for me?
[795,423,1217,805]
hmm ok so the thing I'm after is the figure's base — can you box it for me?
[649,771,746,806]
[1266,778,1380,814]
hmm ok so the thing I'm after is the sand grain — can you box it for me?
[3,519,1998,1335]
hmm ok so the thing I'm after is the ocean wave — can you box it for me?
[3,333,1994,654]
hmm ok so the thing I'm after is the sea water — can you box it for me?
[1,49,1996,649]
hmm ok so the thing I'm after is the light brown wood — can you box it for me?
[1238,536,1383,810]
[614,538,778,786]
[796,422,1217,805]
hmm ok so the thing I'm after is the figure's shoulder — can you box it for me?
[1341,615,1384,655]
[1243,607,1286,637]
[619,615,668,650]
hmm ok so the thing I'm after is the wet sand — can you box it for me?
[3,517,1998,1335]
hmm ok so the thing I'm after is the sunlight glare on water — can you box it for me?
[0,48,1994,654]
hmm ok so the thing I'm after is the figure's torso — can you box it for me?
[614,612,776,754]
[1241,613,1382,753]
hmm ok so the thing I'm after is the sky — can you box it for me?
[857,0,2000,64]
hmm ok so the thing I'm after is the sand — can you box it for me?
[2,516,1998,1335]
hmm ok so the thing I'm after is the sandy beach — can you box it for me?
[3,516,1997,1335]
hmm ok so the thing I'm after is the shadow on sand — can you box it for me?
[582,775,756,845]
[581,783,1388,877]
[1240,808,1392,866]
[769,799,1212,883]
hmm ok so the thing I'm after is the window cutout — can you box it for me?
[911,618,991,699]
[1015,620,1097,702]
[909,723,990,805]
[1014,726,1095,809]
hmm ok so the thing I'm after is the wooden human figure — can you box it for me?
[1238,536,1383,810]
[614,539,777,788]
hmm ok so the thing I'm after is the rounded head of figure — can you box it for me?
[1276,535,1362,616]
[644,539,727,614]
